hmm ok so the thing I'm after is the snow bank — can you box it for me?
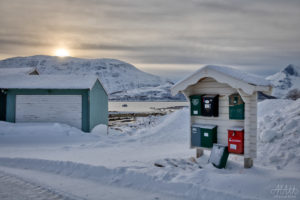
[126,108,189,145]
[91,124,108,136]
[257,99,293,117]
[0,122,98,145]
[2,157,299,200]
[1,100,299,171]
[258,99,300,170]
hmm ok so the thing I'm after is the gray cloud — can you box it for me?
[0,38,50,47]
[0,0,299,77]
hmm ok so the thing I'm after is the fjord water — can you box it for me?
[109,101,188,112]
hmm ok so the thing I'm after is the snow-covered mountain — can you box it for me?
[0,55,184,101]
[267,64,300,98]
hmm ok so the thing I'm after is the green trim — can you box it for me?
[89,80,108,131]
[81,91,89,132]
[6,93,15,122]
[0,91,7,121]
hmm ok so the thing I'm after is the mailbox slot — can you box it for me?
[228,127,244,154]
[202,95,219,117]
[190,95,202,116]
[229,93,244,120]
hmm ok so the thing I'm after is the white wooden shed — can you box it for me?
[171,65,272,168]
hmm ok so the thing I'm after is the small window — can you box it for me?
[234,96,238,104]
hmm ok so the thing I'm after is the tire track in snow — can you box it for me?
[0,171,79,200]
[0,157,261,200]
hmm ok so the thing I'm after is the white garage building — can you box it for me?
[0,75,108,132]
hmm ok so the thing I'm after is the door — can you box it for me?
[0,91,6,121]
[191,126,201,147]
[16,95,82,129]
[190,95,202,116]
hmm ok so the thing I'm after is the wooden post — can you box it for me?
[196,148,204,158]
[238,89,256,168]
[244,158,253,168]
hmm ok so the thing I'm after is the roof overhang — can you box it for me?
[0,75,107,91]
[171,67,272,96]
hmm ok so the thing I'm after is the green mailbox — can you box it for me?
[229,93,244,120]
[209,144,229,169]
[191,124,202,147]
[199,124,217,148]
[190,95,202,116]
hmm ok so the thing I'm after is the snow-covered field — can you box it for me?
[0,99,299,200]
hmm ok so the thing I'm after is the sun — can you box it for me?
[54,48,70,57]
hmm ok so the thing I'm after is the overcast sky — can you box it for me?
[0,0,299,80]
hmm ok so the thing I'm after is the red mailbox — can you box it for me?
[228,127,244,154]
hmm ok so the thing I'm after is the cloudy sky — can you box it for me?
[0,0,299,80]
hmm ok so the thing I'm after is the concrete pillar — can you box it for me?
[244,158,253,168]
[196,148,204,158]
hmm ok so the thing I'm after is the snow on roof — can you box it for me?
[228,126,244,131]
[192,123,217,129]
[0,75,104,90]
[172,65,272,95]
[0,67,38,75]
[204,65,270,86]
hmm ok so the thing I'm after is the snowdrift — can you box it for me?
[257,99,300,171]
[0,121,103,145]
[1,99,299,170]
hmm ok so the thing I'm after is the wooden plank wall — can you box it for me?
[243,92,257,158]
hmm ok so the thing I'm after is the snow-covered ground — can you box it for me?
[0,100,299,200]
[257,99,300,171]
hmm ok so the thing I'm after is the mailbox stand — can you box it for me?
[171,65,272,168]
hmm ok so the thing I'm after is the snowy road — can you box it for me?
[0,170,75,200]
[0,167,183,200]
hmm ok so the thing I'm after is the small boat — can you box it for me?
[122,104,128,107]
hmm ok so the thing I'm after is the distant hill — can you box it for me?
[0,55,184,101]
[267,64,300,98]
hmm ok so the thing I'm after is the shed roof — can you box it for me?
[0,67,38,75]
[171,65,272,95]
[0,75,107,94]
